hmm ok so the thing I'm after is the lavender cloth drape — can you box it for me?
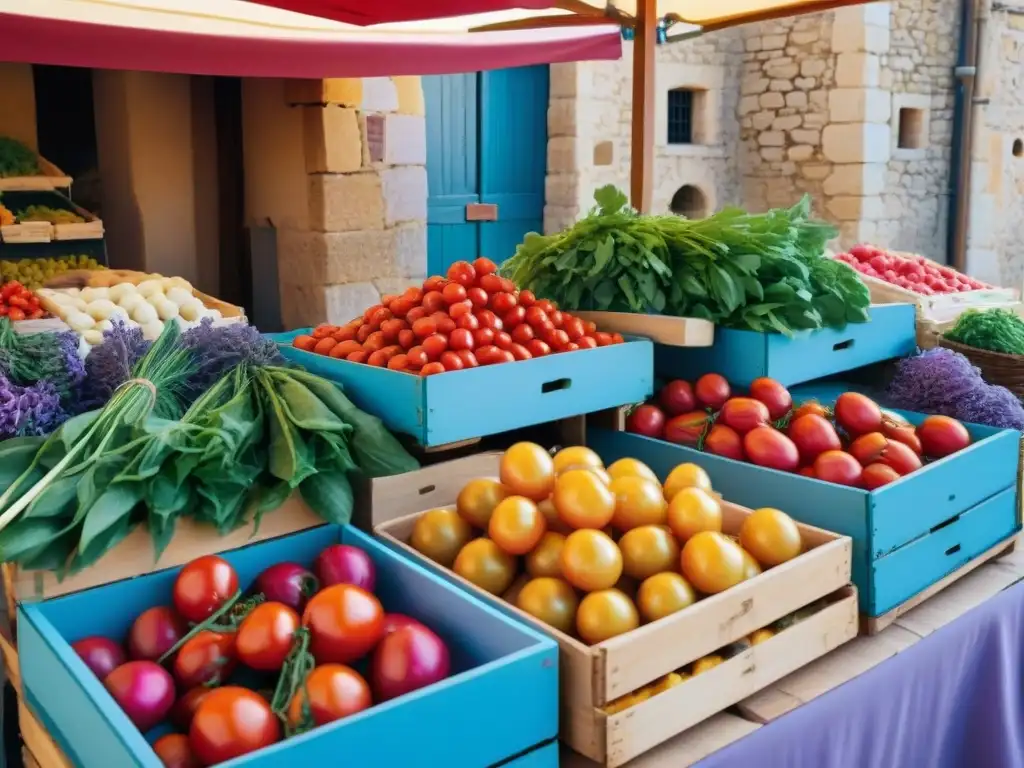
[698,580,1024,768]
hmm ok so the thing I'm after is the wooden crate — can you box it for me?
[374,461,853,766]
[0,156,72,192]
[0,222,52,243]
[569,312,715,347]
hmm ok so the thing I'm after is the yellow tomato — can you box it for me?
[488,496,547,555]
[606,458,659,484]
[666,487,722,542]
[560,529,622,592]
[610,476,668,531]
[739,508,803,567]
[526,532,566,578]
[453,538,517,595]
[663,463,713,502]
[740,548,762,580]
[553,469,616,530]
[516,577,579,634]
[500,442,556,501]
[536,497,571,534]
[680,531,746,595]
[692,655,724,675]
[636,572,697,623]
[410,508,474,567]
[749,628,775,645]
[619,525,680,581]
[552,446,603,474]
[651,671,688,695]
[456,479,509,529]
[576,589,640,644]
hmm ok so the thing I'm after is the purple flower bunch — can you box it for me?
[0,372,66,438]
[78,320,152,412]
[180,318,285,402]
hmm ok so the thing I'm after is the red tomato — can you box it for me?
[440,351,465,371]
[493,350,515,364]
[473,257,498,276]
[423,276,446,292]
[593,331,613,346]
[174,631,237,689]
[476,309,501,329]
[420,362,445,376]
[788,414,842,464]
[302,584,385,664]
[473,327,495,347]
[467,287,489,308]
[798,466,817,478]
[456,312,480,331]
[411,317,438,339]
[834,392,882,436]
[526,339,551,357]
[397,329,416,349]
[508,343,532,361]
[663,410,710,446]
[813,451,862,486]
[421,291,444,313]
[694,374,732,410]
[877,439,923,476]
[503,306,527,328]
[525,307,549,327]
[431,313,456,335]
[535,299,557,314]
[171,688,213,731]
[792,401,828,421]
[153,734,200,768]
[422,334,448,360]
[511,324,534,344]
[576,336,598,349]
[548,310,564,328]
[916,415,970,458]
[287,664,372,731]
[478,274,504,293]
[173,556,238,623]
[519,289,536,306]
[189,687,280,765]
[704,424,745,460]
[494,331,513,349]
[128,605,187,661]
[449,328,474,351]
[449,300,473,320]
[848,432,887,466]
[861,463,901,490]
[448,261,477,287]
[491,292,517,314]
[748,378,792,420]
[405,306,427,324]
[387,354,409,371]
[743,427,800,472]
[718,398,770,435]
[546,329,570,350]
[563,317,585,341]
[658,380,696,416]
[475,345,501,365]
[626,404,666,439]
[457,350,479,368]
[236,602,300,671]
[442,283,468,304]
[406,347,428,369]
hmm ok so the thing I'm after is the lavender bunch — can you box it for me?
[180,319,285,403]
[0,320,86,404]
[78,320,152,412]
[0,373,67,438]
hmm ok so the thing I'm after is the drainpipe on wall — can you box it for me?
[948,0,983,272]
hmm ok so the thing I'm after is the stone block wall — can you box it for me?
[273,77,427,329]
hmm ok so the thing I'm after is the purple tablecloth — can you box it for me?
[698,580,1024,768]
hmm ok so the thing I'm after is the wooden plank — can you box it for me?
[18,701,72,768]
[571,312,715,348]
[629,0,655,213]
[1,631,21,695]
[23,747,41,768]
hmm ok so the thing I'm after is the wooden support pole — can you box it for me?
[630,0,656,213]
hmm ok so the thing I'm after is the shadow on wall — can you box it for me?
[670,184,707,218]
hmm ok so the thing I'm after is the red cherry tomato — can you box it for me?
[562,317,585,340]
[503,305,527,328]
[457,350,479,368]
[447,261,477,287]
[508,343,532,361]
[476,309,501,330]
[422,334,448,360]
[189,687,280,765]
[449,300,473,320]
[449,328,474,351]
[420,362,445,376]
[405,306,427,324]
[494,331,513,349]
[473,257,499,276]
[493,349,515,364]
[467,287,489,308]
[525,307,549,327]
[490,292,517,314]
[287,664,372,730]
[527,339,551,357]
[548,310,564,328]
[173,556,239,623]
[431,312,456,335]
[547,329,570,350]
[518,289,536,306]
[476,345,501,365]
[153,734,200,768]
[440,351,465,371]
[174,631,237,689]
[510,324,534,345]
[593,331,614,347]
[456,312,479,331]
[473,327,495,347]
[236,602,300,671]
[499,278,516,293]
[442,283,468,304]
[478,274,504,293]
[577,336,598,349]
[412,317,437,338]
[535,299,557,314]
[397,329,416,349]
[423,276,446,292]
[406,346,428,369]
[302,584,385,664]
[422,291,445,313]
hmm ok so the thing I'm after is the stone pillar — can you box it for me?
[275,77,428,329]
[821,5,891,246]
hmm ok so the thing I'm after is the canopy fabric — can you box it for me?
[0,0,621,78]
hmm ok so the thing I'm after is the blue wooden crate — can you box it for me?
[18,526,558,768]
[587,425,1020,617]
[655,304,917,389]
[268,329,653,447]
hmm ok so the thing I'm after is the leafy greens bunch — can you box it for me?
[501,186,871,335]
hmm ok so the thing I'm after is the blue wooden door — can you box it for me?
[425,66,548,276]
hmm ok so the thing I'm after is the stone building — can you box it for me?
[546,1,1024,291]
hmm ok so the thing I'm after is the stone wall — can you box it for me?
[266,77,427,329]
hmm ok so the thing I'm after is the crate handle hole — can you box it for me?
[418,484,436,495]
[542,378,572,394]
[945,544,962,557]
[931,514,961,533]
[948,493,956,502]
[832,339,855,352]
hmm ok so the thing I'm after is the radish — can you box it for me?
[72,637,125,679]
[127,606,187,661]
[104,661,175,732]
[254,562,319,611]
[315,544,376,592]
[371,623,450,701]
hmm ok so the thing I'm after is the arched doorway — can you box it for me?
[670,185,707,218]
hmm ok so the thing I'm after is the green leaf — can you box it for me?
[78,484,142,559]
[617,274,640,310]
[593,185,629,216]
[300,471,354,525]
[590,236,615,276]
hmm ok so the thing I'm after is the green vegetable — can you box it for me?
[0,138,40,178]
[501,186,871,335]
[944,308,1024,356]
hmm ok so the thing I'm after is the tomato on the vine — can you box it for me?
[302,584,385,664]
[173,555,238,623]
[286,664,372,730]
[189,687,280,765]
[236,602,300,671]
[174,631,237,688]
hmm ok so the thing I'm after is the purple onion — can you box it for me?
[127,606,188,661]
[104,661,176,732]
[315,545,376,592]
[72,636,126,679]
[254,562,319,611]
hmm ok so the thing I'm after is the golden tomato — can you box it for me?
[666,487,722,542]
[488,496,547,555]
[553,469,615,529]
[680,531,746,594]
[576,589,640,644]
[663,463,713,502]
[739,508,802,567]
[749,628,775,645]
[560,529,622,592]
[692,655,724,675]
[410,508,474,567]
[740,548,762,580]
[500,442,556,501]
[552,446,603,475]
[606,458,659,484]
[453,538,517,595]
[619,525,680,581]
[456,479,509,529]
[610,476,668,531]
[516,577,579,634]
[526,532,566,578]
[537,497,571,534]
[637,572,696,623]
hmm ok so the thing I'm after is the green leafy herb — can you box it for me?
[944,308,1024,356]
[0,138,40,178]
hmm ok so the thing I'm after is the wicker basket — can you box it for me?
[938,337,1024,398]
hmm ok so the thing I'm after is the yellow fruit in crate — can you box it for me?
[606,458,659,484]
[740,548,763,580]
[456,479,509,529]
[619,526,679,581]
[516,577,579,635]
[526,532,566,578]
[680,532,746,595]
[739,508,803,567]
[749,628,775,645]
[560,529,622,592]
[666,487,722,542]
[536,497,570,534]
[663,463,713,502]
[652,671,688,695]
[552,446,603,474]
[692,655,725,675]
[488,496,547,556]
[410,508,474,567]
[610,476,667,531]
[576,588,640,644]
[500,442,556,501]
[553,469,615,529]
[637,572,697,623]
[453,539,517,595]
